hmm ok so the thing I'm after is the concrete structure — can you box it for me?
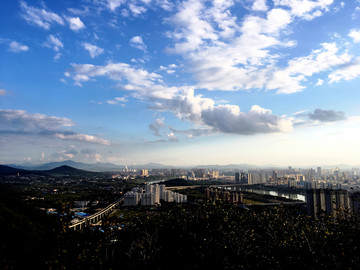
[206,188,243,204]
[141,169,149,176]
[235,173,240,184]
[123,183,187,206]
[306,188,350,218]
[69,199,121,231]
[124,191,141,206]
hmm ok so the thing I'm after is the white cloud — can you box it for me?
[20,1,64,30]
[0,89,7,95]
[68,62,167,96]
[267,42,352,93]
[0,109,110,145]
[54,133,110,145]
[0,109,73,131]
[107,96,128,105]
[328,57,360,83]
[153,88,293,135]
[155,0,174,11]
[164,1,295,92]
[274,0,334,20]
[149,117,165,137]
[43,35,63,52]
[106,0,126,11]
[80,149,103,162]
[167,132,179,142]
[82,43,104,58]
[349,29,360,43]
[252,0,268,11]
[129,3,147,16]
[67,58,293,136]
[54,52,62,61]
[8,41,29,52]
[165,0,218,54]
[315,78,324,86]
[129,36,147,51]
[65,16,85,31]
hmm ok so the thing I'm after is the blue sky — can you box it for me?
[1,0,360,166]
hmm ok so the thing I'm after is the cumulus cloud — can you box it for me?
[0,109,110,145]
[154,89,293,135]
[81,148,102,162]
[328,57,360,83]
[274,0,334,20]
[43,35,63,52]
[106,0,126,11]
[252,0,268,11]
[349,29,360,43]
[8,41,29,52]
[165,0,292,91]
[160,64,177,74]
[129,3,147,16]
[308,108,346,122]
[267,42,352,93]
[66,62,168,96]
[315,79,324,86]
[53,132,110,145]
[20,1,64,30]
[149,117,165,137]
[82,43,104,58]
[107,96,128,105]
[162,0,345,95]
[67,60,293,136]
[165,0,218,54]
[167,132,179,142]
[0,109,73,130]
[65,16,85,31]
[52,146,78,160]
[170,127,211,138]
[129,36,147,51]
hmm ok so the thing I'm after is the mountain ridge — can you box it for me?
[4,160,360,172]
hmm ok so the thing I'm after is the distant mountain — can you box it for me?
[0,165,26,175]
[193,164,261,170]
[132,163,177,169]
[0,164,102,177]
[42,165,98,176]
[14,160,126,172]
[5,160,360,173]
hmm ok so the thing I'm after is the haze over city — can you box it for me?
[1,0,360,166]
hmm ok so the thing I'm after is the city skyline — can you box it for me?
[1,0,360,166]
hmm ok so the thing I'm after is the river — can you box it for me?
[225,187,306,202]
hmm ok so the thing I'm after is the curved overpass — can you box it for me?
[69,198,123,231]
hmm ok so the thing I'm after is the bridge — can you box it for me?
[69,198,123,231]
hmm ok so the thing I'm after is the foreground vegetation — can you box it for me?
[1,184,360,269]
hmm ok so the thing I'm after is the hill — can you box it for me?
[0,165,26,175]
[42,165,100,176]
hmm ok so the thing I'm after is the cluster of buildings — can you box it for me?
[123,183,187,206]
[205,188,243,204]
[233,167,360,191]
[306,187,360,218]
[306,188,349,218]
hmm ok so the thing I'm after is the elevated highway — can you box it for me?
[69,198,123,231]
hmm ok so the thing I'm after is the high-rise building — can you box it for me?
[235,172,240,184]
[317,167,322,176]
[141,169,149,176]
[306,188,350,218]
[247,173,253,184]
[272,170,278,181]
